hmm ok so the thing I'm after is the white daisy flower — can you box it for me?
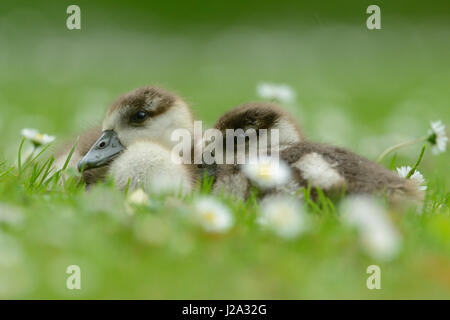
[21,128,55,146]
[340,195,401,261]
[258,195,309,239]
[257,83,296,103]
[427,120,448,155]
[193,197,234,233]
[243,156,291,189]
[396,166,427,191]
[127,188,150,206]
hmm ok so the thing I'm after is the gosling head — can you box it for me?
[213,102,303,151]
[78,86,193,172]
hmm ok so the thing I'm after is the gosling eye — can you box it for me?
[130,110,149,124]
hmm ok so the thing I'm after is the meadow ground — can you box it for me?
[0,2,449,299]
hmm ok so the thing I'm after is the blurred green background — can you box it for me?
[1,0,450,179]
[0,0,449,299]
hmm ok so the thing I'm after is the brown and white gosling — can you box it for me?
[108,140,193,195]
[211,102,303,199]
[211,102,423,203]
[55,86,195,194]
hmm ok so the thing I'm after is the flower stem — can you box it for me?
[17,138,25,175]
[406,145,426,178]
[377,137,426,163]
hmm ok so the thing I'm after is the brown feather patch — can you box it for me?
[107,86,176,118]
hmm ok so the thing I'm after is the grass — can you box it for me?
[1,155,449,299]
[0,123,449,300]
[0,5,449,299]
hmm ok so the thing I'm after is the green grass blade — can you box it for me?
[17,138,25,175]
[62,136,79,171]
[38,156,55,187]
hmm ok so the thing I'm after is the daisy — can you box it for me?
[127,188,150,206]
[21,128,55,147]
[427,120,448,155]
[242,156,291,189]
[396,166,427,191]
[340,195,401,261]
[257,83,296,104]
[377,120,447,162]
[258,195,309,239]
[193,197,234,233]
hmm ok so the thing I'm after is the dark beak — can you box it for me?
[78,130,125,172]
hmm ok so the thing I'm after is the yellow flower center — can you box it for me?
[257,164,273,180]
[272,207,292,226]
[204,211,216,224]
[36,133,43,141]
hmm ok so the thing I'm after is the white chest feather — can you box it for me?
[294,152,345,190]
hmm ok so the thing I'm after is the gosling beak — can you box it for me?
[78,130,125,172]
